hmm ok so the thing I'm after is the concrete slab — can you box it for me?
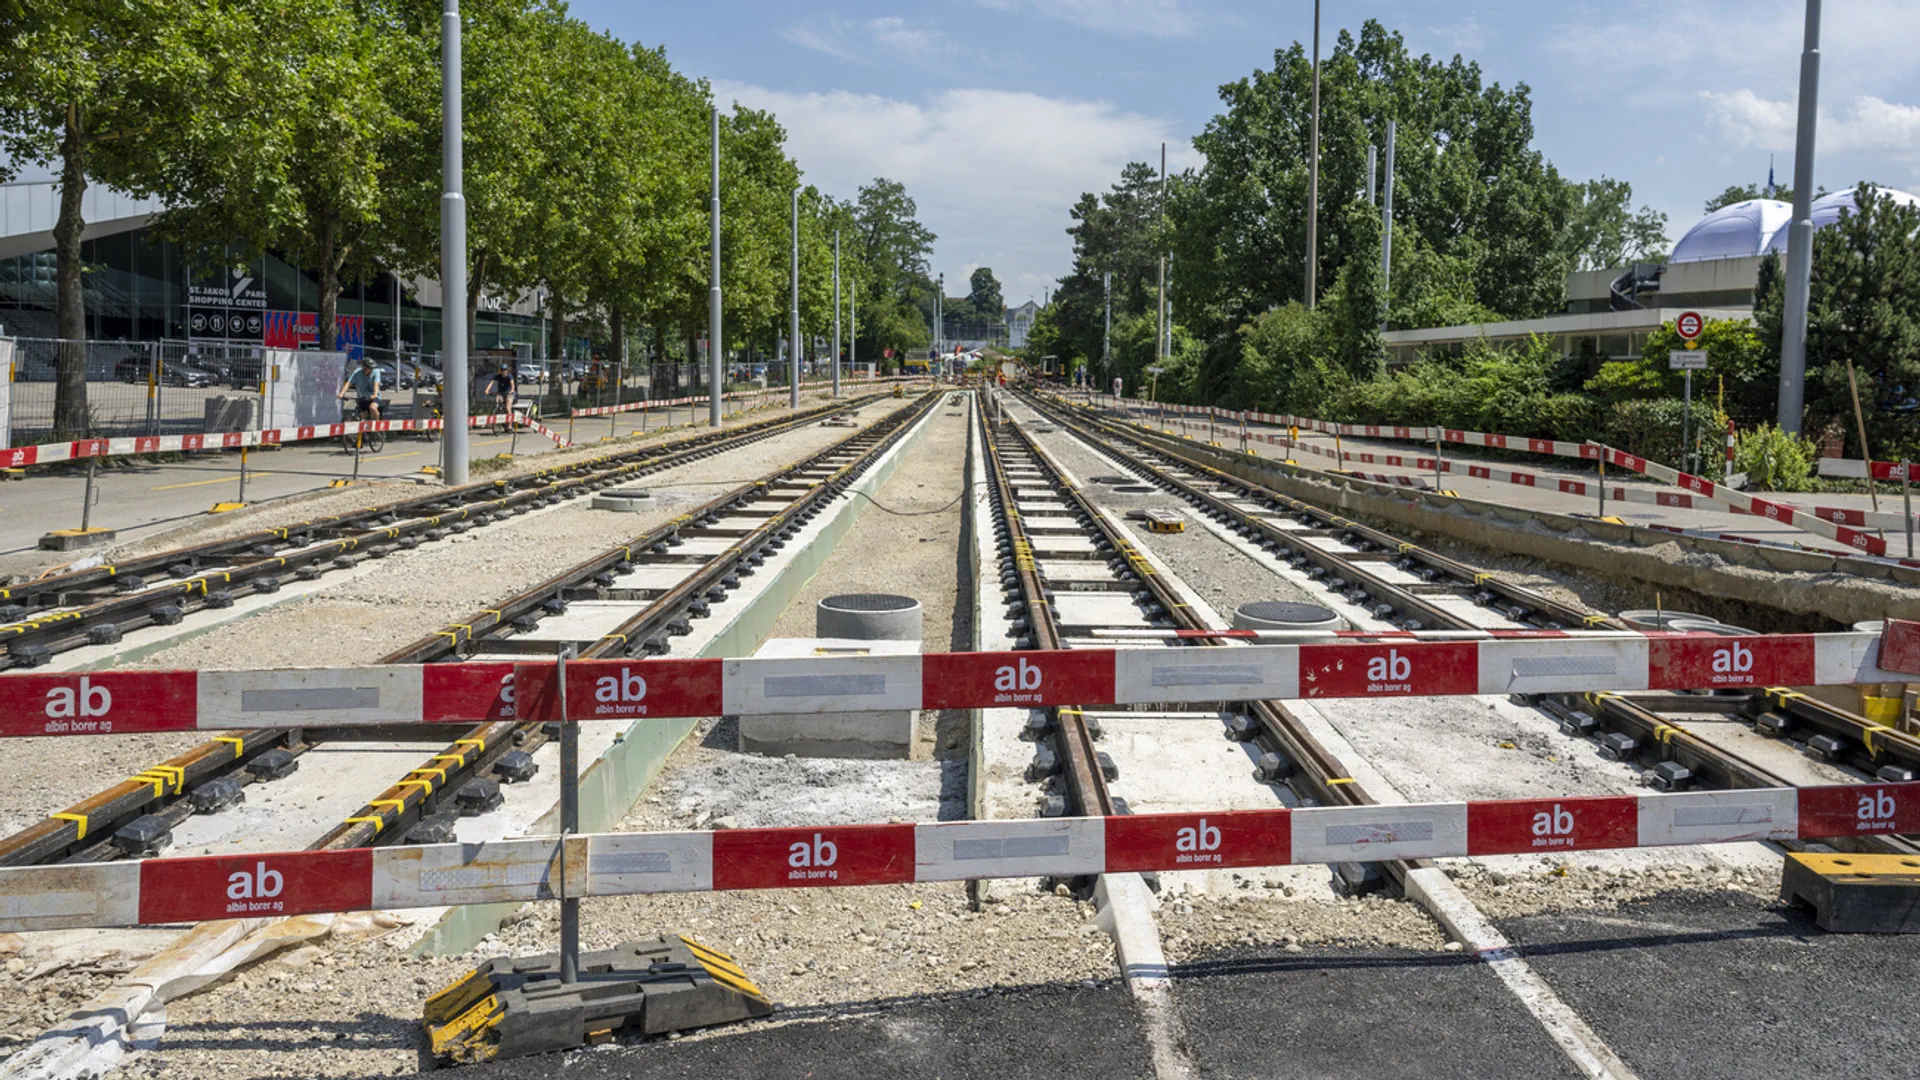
[1053,592,1152,628]
[736,637,920,759]
[1039,561,1119,583]
[1029,534,1098,556]
[515,599,650,641]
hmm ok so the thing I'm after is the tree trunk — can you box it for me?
[52,103,91,440]
[317,214,339,351]
[607,306,624,404]
[465,250,488,353]
[550,291,567,362]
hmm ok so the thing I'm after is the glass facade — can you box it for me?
[0,225,545,360]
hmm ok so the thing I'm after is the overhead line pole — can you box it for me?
[1778,0,1822,434]
[1157,142,1167,374]
[439,0,469,485]
[1305,0,1321,309]
[1380,119,1396,332]
[832,231,841,398]
[708,105,723,428]
[789,187,800,409]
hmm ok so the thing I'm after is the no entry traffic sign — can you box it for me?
[1675,311,1703,341]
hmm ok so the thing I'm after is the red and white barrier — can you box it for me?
[3,782,1915,933]
[1096,395,1913,556]
[0,629,1909,740]
[1818,456,1914,483]
[0,383,898,470]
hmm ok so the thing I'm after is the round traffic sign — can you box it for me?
[1675,311,1703,341]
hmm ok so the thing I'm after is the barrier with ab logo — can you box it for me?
[1799,784,1920,837]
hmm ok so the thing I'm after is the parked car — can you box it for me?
[515,362,543,384]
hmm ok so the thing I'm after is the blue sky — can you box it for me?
[585,0,1920,306]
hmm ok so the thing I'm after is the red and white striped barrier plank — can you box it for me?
[1818,457,1914,483]
[0,629,1908,740]
[4,783,1915,933]
[1109,398,1914,551]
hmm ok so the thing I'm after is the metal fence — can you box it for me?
[4,336,828,449]
[3,337,276,445]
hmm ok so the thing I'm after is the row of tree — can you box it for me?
[0,0,942,436]
[1024,20,1918,465]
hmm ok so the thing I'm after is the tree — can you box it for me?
[1566,177,1668,270]
[1703,183,1809,213]
[846,178,936,367]
[1169,20,1581,399]
[967,267,1004,322]
[0,0,231,436]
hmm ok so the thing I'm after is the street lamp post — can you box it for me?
[439,0,469,484]
[708,105,723,427]
[1778,0,1822,434]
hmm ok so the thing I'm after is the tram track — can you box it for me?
[1020,387,1919,862]
[0,391,940,868]
[0,391,891,671]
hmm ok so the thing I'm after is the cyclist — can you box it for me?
[338,356,382,421]
[485,363,516,420]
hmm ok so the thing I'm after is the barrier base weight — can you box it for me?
[1781,852,1920,933]
[424,934,771,1063]
[37,526,116,551]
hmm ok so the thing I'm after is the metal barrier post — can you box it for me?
[1904,459,1913,558]
[1596,448,1606,517]
[352,434,362,483]
[238,447,249,505]
[557,646,580,983]
[81,457,97,531]
[1433,433,1443,490]
[145,343,158,437]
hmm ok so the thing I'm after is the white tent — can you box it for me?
[1761,186,1920,253]
[1669,199,1793,263]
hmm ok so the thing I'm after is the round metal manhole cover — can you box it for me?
[821,593,919,614]
[1238,602,1338,625]
[591,488,655,512]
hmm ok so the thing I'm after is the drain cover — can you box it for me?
[592,488,655,513]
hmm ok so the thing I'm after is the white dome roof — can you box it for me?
[1669,199,1793,263]
[1761,186,1920,253]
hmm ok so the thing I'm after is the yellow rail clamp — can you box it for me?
[456,738,488,752]
[369,798,409,815]
[1326,777,1356,785]
[343,815,385,835]
[1473,573,1493,585]
[214,736,245,759]
[51,812,88,840]
[1582,614,1609,627]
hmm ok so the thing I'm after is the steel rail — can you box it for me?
[0,394,884,669]
[1020,389,1919,863]
[0,393,931,866]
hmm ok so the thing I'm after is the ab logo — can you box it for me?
[1711,642,1753,675]
[227,862,284,900]
[1858,791,1897,825]
[1531,804,1575,838]
[1175,819,1222,852]
[44,677,111,718]
[1367,650,1412,682]
[594,668,648,704]
[788,833,838,867]
[497,672,515,706]
[994,658,1043,692]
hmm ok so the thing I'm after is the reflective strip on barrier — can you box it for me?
[0,630,1912,738]
[5,783,1916,932]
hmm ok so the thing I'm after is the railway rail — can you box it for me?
[1017,387,1919,865]
[0,391,893,671]
[0,391,939,868]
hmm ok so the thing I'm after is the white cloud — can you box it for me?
[714,80,1198,302]
[1550,0,1920,94]
[972,0,1201,38]
[779,16,956,64]
[1701,90,1920,166]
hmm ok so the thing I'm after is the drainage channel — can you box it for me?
[1020,389,1920,862]
[0,392,940,869]
[0,392,887,671]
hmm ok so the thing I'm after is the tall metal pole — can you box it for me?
[1366,144,1377,205]
[1157,142,1167,372]
[708,105,723,427]
[1778,0,1822,434]
[789,187,800,408]
[832,231,841,397]
[1102,270,1111,383]
[849,278,857,379]
[1380,119,1396,332]
[936,272,944,363]
[440,0,469,485]
[1305,0,1321,309]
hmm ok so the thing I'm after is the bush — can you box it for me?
[1734,423,1818,492]
[1604,398,1686,464]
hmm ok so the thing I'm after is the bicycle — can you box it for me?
[491,397,540,437]
[339,399,387,455]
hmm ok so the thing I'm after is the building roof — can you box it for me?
[1382,306,1751,348]
[0,181,162,261]
[1670,199,1793,264]
[1761,187,1920,254]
